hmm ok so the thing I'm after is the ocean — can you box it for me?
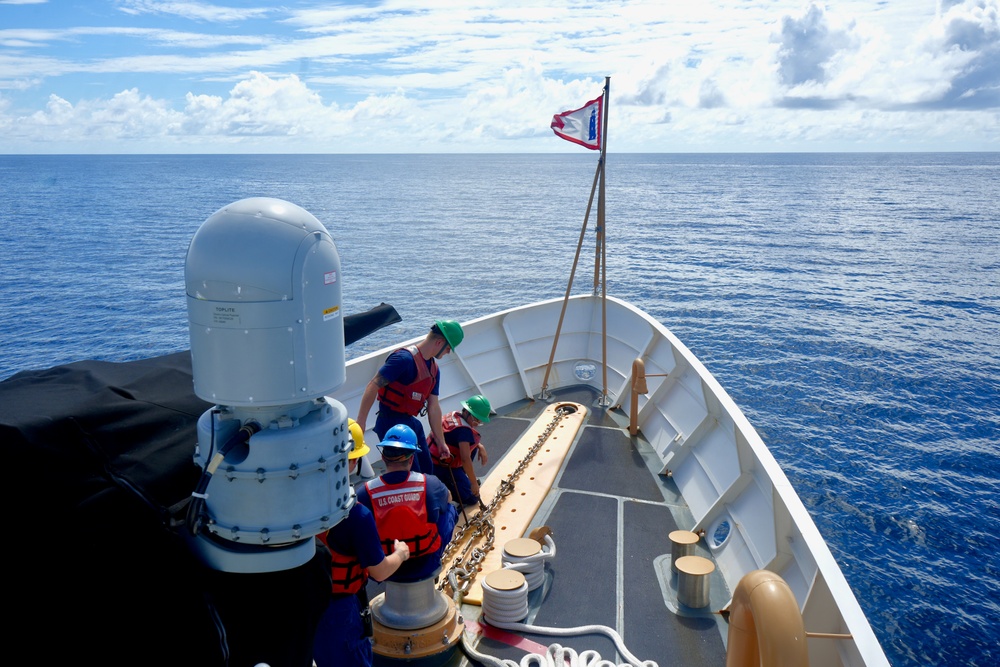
[1,153,997,666]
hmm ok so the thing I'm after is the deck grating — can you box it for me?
[482,491,620,661]
[623,500,727,665]
[559,426,665,501]
[364,387,732,667]
[474,416,531,480]
[465,387,728,667]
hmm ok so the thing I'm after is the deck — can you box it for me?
[366,386,730,667]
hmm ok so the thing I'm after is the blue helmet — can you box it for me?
[378,424,420,453]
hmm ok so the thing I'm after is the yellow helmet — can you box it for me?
[347,419,370,459]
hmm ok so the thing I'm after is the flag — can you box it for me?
[550,95,603,150]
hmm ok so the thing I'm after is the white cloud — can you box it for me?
[773,3,861,87]
[116,1,276,23]
[1,1,998,152]
[2,88,180,149]
[914,0,1000,108]
[180,72,331,137]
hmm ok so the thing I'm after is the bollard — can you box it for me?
[669,530,700,573]
[675,555,714,609]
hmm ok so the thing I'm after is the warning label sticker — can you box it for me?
[323,305,341,322]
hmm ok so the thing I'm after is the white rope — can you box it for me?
[475,614,658,667]
[481,565,531,624]
[463,630,658,667]
[462,637,630,667]
[501,534,556,591]
[475,544,658,667]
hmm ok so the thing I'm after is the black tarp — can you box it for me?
[2,304,400,666]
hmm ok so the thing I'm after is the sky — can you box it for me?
[1,0,998,153]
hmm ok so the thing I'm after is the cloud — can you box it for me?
[617,63,672,106]
[1,2,999,152]
[913,0,1000,109]
[180,72,331,137]
[698,78,727,110]
[765,0,1000,112]
[115,1,275,23]
[4,88,181,147]
[774,3,860,87]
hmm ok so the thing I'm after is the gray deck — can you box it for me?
[463,387,730,667]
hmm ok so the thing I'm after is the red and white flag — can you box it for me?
[550,95,603,150]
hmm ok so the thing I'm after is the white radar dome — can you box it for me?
[185,197,345,406]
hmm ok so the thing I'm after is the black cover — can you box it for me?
[1,304,400,666]
[343,302,402,347]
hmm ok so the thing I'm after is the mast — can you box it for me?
[539,77,611,404]
[596,77,610,405]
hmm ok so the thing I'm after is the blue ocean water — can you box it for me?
[1,153,998,666]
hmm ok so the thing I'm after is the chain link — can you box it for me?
[438,405,574,595]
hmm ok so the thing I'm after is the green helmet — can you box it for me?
[461,394,492,423]
[434,319,464,349]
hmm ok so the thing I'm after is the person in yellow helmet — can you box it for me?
[355,319,464,475]
[428,394,492,507]
[313,419,409,667]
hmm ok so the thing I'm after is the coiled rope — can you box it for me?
[481,564,531,624]
[462,640,657,667]
[464,534,657,667]
[500,534,556,591]
[462,614,658,667]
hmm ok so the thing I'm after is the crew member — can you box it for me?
[355,319,464,474]
[356,424,458,583]
[313,420,410,667]
[429,394,492,507]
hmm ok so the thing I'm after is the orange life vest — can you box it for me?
[376,345,437,416]
[365,472,442,558]
[317,531,368,596]
[428,411,481,469]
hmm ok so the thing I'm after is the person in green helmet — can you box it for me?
[428,394,492,507]
[355,319,464,475]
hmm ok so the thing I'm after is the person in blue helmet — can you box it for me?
[355,424,458,583]
[313,420,410,667]
[354,319,464,475]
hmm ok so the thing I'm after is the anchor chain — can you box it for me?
[439,405,574,595]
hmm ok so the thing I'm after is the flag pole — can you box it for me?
[596,77,610,406]
[538,79,610,402]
